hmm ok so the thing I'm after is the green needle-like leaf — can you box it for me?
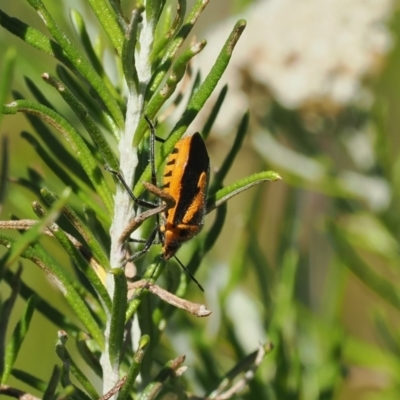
[0,136,9,217]
[3,99,114,215]
[5,187,71,268]
[32,202,111,314]
[56,65,120,140]
[0,234,105,348]
[11,369,48,392]
[2,295,37,384]
[135,40,207,144]
[21,132,109,224]
[109,268,128,366]
[331,223,400,313]
[151,0,186,61]
[209,112,249,195]
[0,47,15,123]
[202,84,228,139]
[122,9,141,93]
[0,266,21,382]
[117,335,150,400]
[28,0,124,128]
[43,366,61,400]
[70,9,120,99]
[42,73,119,171]
[56,332,99,399]
[86,0,125,54]
[0,10,71,65]
[148,0,209,97]
[4,269,81,334]
[207,171,282,213]
[40,188,111,272]
[75,332,102,378]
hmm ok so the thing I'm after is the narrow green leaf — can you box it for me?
[135,40,207,144]
[55,385,76,400]
[0,234,105,348]
[25,0,124,128]
[11,369,48,392]
[32,202,111,314]
[70,9,120,99]
[21,132,109,224]
[3,99,114,215]
[43,366,61,400]
[19,81,95,188]
[0,8,124,129]
[209,112,249,195]
[0,47,16,121]
[56,65,120,141]
[86,0,125,54]
[4,269,81,334]
[0,265,22,382]
[0,10,71,66]
[330,223,400,313]
[180,19,246,122]
[109,269,127,366]
[5,187,71,267]
[139,355,186,400]
[56,332,99,400]
[0,136,9,217]
[151,0,186,61]
[202,85,228,139]
[122,9,141,93]
[76,332,102,378]
[42,73,118,168]
[108,0,128,29]
[208,345,270,399]
[117,335,150,400]
[83,205,111,254]
[40,188,111,272]
[207,171,281,213]
[3,295,37,383]
[148,0,209,97]
[42,73,119,171]
[146,0,164,23]
[269,250,298,332]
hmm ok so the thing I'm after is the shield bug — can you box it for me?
[111,117,209,290]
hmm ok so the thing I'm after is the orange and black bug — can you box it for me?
[111,117,209,290]
[160,130,209,260]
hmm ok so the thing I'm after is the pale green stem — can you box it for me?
[102,5,156,397]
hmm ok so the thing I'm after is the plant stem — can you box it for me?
[103,6,157,396]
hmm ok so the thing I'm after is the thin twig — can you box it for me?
[0,385,40,400]
[127,280,211,317]
[0,219,104,277]
[208,343,273,400]
[143,355,187,400]
[98,376,127,400]
[118,203,165,244]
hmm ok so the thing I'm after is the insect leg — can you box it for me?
[125,225,159,263]
[144,115,158,188]
[105,166,157,209]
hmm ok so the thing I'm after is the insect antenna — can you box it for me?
[173,256,204,292]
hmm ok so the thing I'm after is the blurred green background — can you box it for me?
[2,0,400,399]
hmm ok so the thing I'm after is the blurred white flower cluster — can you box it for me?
[193,0,394,133]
